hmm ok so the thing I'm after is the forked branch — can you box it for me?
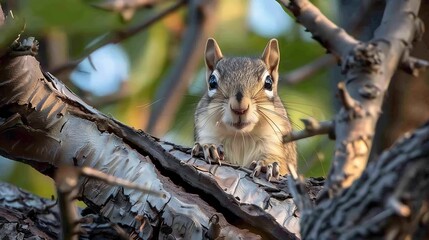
[279,0,424,199]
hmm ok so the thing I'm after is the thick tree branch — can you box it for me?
[0,36,307,239]
[0,182,134,239]
[55,165,163,239]
[0,182,60,239]
[0,44,265,239]
[320,0,423,197]
[300,122,429,239]
[280,0,424,198]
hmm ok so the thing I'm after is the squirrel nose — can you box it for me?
[230,105,249,115]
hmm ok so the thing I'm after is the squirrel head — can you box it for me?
[202,38,283,134]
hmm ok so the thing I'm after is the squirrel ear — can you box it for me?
[205,38,223,71]
[261,39,280,73]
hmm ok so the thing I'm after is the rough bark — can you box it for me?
[276,0,429,238]
[373,1,429,155]
[0,37,313,239]
[0,182,60,240]
[300,123,429,239]
[0,181,142,240]
[279,0,424,198]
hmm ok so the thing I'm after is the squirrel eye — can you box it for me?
[264,75,273,91]
[208,74,218,90]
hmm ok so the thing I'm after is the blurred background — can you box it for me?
[1,0,428,199]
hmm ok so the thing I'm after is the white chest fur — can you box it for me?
[221,135,264,167]
[196,121,285,167]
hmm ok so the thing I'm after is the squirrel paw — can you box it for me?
[192,142,224,165]
[250,160,280,182]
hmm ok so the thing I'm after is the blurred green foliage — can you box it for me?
[0,0,336,197]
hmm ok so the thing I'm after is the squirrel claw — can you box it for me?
[251,160,263,178]
[191,142,202,158]
[217,145,225,162]
[251,160,280,182]
[196,143,222,165]
[266,164,274,182]
[272,162,280,180]
[266,162,280,182]
[249,160,257,170]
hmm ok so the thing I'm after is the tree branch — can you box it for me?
[281,55,336,84]
[280,0,380,85]
[0,182,60,239]
[49,0,186,75]
[0,181,135,239]
[0,36,306,239]
[280,0,424,198]
[55,167,81,240]
[301,122,429,239]
[283,118,334,142]
[90,0,158,13]
[400,55,429,77]
[277,0,359,58]
[320,0,423,197]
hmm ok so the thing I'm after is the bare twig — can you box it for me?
[90,0,158,11]
[55,165,164,240]
[283,118,334,142]
[49,0,186,75]
[55,166,81,240]
[90,0,161,21]
[400,55,429,77]
[287,164,313,215]
[337,81,358,110]
[80,165,166,198]
[281,55,336,84]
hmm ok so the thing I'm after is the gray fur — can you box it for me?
[194,46,297,174]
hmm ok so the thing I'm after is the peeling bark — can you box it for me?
[0,38,311,239]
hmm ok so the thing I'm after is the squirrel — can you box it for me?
[192,38,297,181]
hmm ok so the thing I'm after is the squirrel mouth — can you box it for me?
[232,121,250,129]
